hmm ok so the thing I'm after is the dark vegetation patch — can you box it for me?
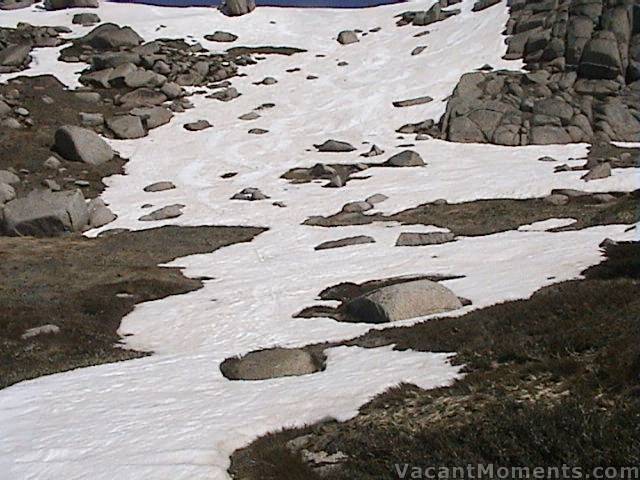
[303,190,639,235]
[295,274,465,323]
[0,225,265,389]
[229,241,640,479]
[0,75,125,199]
[225,46,307,57]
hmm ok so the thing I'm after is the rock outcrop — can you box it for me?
[437,0,640,145]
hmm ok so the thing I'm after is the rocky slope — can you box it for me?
[438,0,640,145]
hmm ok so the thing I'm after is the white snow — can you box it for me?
[1,1,639,479]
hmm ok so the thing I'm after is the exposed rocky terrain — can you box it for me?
[0,1,638,479]
[437,0,640,145]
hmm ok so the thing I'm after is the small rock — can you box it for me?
[87,197,116,227]
[543,194,569,206]
[581,163,611,181]
[361,144,384,157]
[21,324,60,340]
[314,139,356,153]
[342,201,372,213]
[411,46,427,56]
[41,178,61,191]
[139,204,184,221]
[239,112,260,121]
[396,231,455,246]
[79,112,104,127]
[204,31,238,42]
[337,30,359,45]
[393,96,433,108]
[231,187,269,201]
[248,128,268,134]
[256,77,277,85]
[315,235,375,250]
[106,115,146,139]
[386,150,425,167]
[184,120,212,131]
[365,193,388,205]
[143,181,176,192]
[43,156,62,169]
[72,12,100,25]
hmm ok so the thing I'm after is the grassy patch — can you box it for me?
[0,225,265,389]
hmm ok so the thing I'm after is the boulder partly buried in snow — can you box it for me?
[1,189,89,237]
[220,347,324,380]
[345,279,462,323]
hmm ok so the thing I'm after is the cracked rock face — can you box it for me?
[437,0,640,145]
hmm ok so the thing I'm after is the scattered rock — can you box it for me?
[543,194,570,206]
[581,163,611,181]
[221,0,255,16]
[411,46,427,56]
[87,197,116,228]
[239,112,260,121]
[231,188,269,201]
[342,201,372,213]
[1,189,89,237]
[21,324,60,340]
[361,144,384,157]
[54,125,114,166]
[204,31,238,43]
[393,96,433,108]
[72,13,100,25]
[396,231,455,246]
[385,150,425,167]
[184,120,212,131]
[314,140,356,153]
[315,235,375,250]
[256,76,277,85]
[365,193,388,205]
[144,181,176,192]
[138,204,184,221]
[106,115,146,139]
[337,31,359,45]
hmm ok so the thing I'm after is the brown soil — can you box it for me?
[304,190,639,236]
[0,225,265,389]
[0,75,126,200]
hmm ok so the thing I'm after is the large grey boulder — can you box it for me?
[0,44,31,67]
[78,23,143,50]
[1,189,89,237]
[386,150,425,167]
[314,139,356,152]
[222,0,255,16]
[54,126,114,165]
[221,348,322,380]
[45,0,97,9]
[345,279,463,323]
[106,115,146,139]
